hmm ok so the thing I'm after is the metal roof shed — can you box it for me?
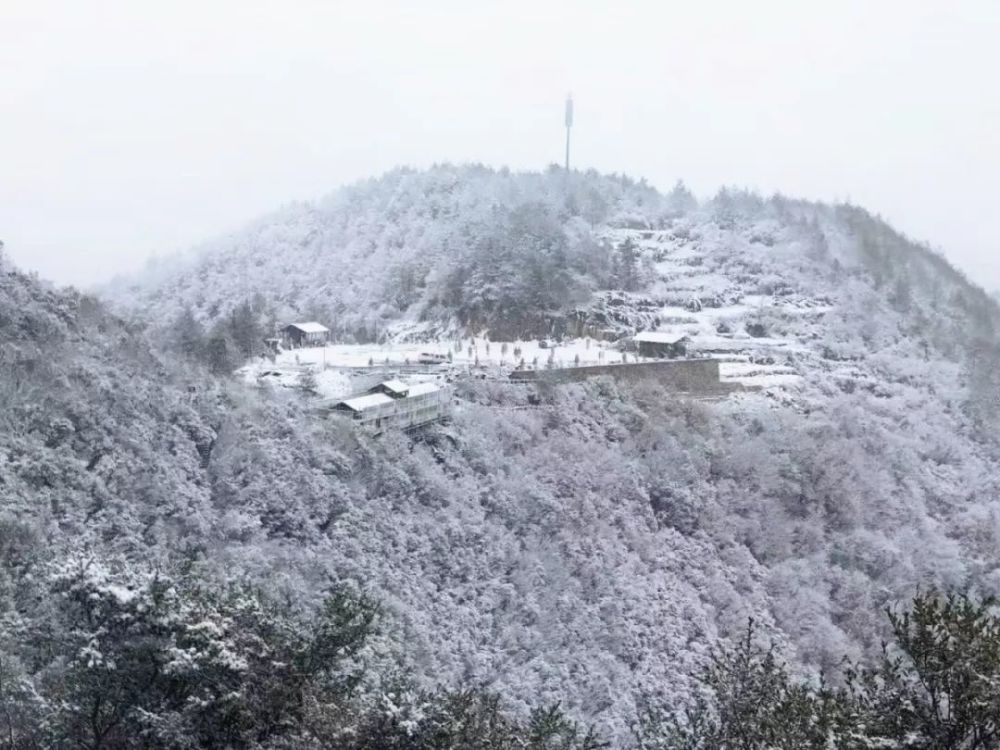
[282,322,331,346]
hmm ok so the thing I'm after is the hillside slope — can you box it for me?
[105,166,998,351]
[105,165,679,340]
[12,167,1000,741]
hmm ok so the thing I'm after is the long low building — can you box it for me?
[329,380,449,432]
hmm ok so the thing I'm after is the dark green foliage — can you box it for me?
[846,593,1000,749]
[167,306,205,361]
[635,620,849,750]
[297,368,320,395]
[444,202,583,336]
[204,328,239,374]
[612,238,640,292]
[0,556,607,749]
[352,690,605,750]
[163,299,264,373]
[227,300,264,360]
[642,593,1000,750]
[4,559,378,749]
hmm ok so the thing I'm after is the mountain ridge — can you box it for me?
[5,166,1000,741]
[104,165,998,349]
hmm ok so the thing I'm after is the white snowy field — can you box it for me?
[239,360,356,400]
[239,330,803,400]
[236,218,859,400]
[280,337,618,369]
[240,337,634,400]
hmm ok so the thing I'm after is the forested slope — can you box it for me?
[6,165,1000,744]
[105,165,999,354]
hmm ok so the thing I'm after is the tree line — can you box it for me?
[165,299,270,375]
[637,592,1000,750]
[5,563,1000,750]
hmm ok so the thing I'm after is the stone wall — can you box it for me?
[509,358,733,394]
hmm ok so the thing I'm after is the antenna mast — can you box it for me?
[564,94,573,172]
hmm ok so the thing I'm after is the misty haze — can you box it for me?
[3,2,1000,749]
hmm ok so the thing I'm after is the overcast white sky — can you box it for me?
[2,1,998,289]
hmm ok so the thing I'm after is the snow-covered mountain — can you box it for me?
[106,165,998,369]
[8,166,1000,742]
[106,164,1000,440]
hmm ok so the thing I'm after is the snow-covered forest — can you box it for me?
[5,165,1000,746]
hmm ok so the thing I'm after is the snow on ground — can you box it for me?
[719,361,801,388]
[240,359,354,400]
[239,224,843,396]
[276,337,620,371]
[241,334,801,397]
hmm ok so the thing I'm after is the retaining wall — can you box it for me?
[509,358,732,394]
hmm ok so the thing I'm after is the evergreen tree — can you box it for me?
[8,559,378,750]
[846,592,1000,749]
[228,299,263,359]
[614,238,640,291]
[666,180,697,216]
[352,689,604,750]
[168,305,205,361]
[640,594,1000,750]
[204,328,238,375]
[298,368,319,395]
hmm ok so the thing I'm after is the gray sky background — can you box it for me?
[2,0,998,290]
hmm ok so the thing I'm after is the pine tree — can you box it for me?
[846,592,1000,749]
[204,330,238,375]
[615,238,640,291]
[297,369,319,396]
[169,305,205,361]
[228,300,263,359]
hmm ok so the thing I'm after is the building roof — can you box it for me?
[370,379,410,395]
[634,331,689,344]
[406,382,443,397]
[335,393,394,412]
[286,321,330,334]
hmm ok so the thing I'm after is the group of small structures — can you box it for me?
[268,321,741,434]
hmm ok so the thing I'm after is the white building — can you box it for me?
[330,380,449,432]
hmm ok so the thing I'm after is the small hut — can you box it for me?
[282,322,330,347]
[633,331,690,359]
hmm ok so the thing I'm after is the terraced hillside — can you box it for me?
[88,166,1000,741]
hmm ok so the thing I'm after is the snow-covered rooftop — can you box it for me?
[287,321,330,334]
[336,393,393,412]
[634,331,689,344]
[406,382,444,397]
[373,379,409,395]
